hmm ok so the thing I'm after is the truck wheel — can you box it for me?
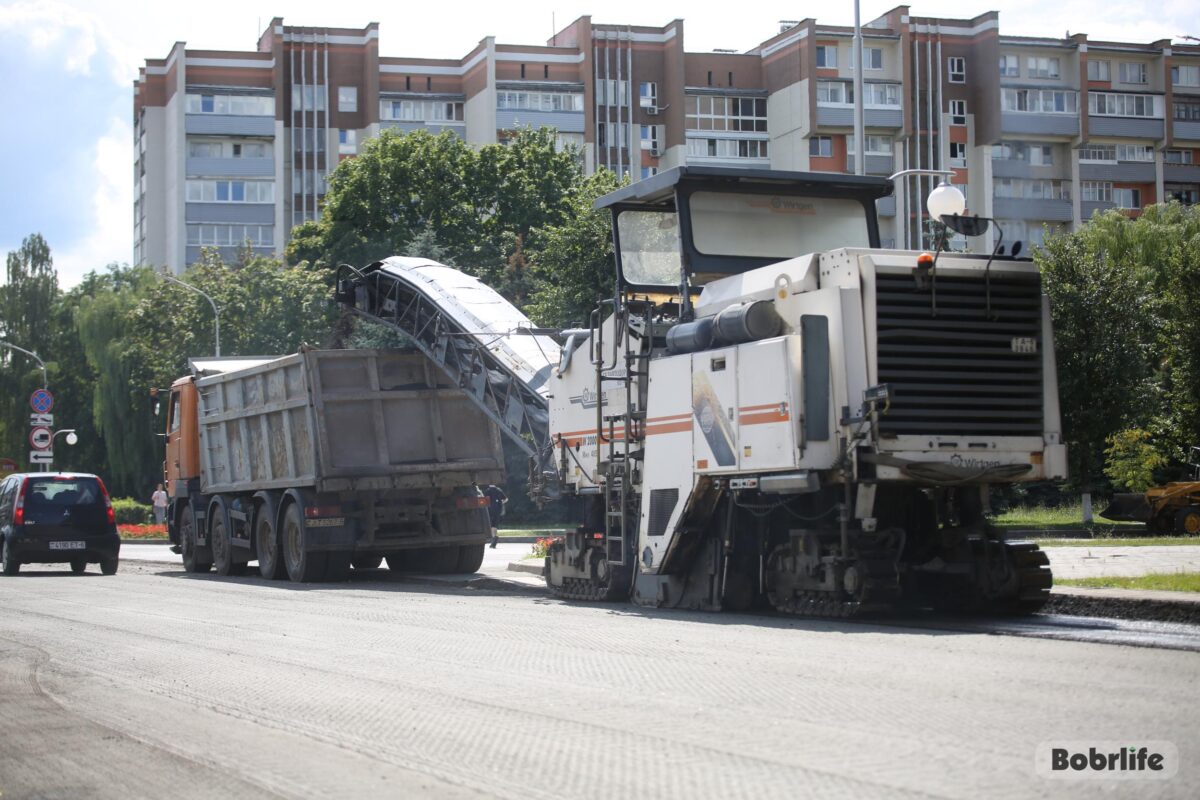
[352,554,383,570]
[456,544,485,573]
[420,546,459,574]
[211,504,246,577]
[282,502,327,582]
[180,505,211,574]
[255,506,286,580]
[1176,506,1200,536]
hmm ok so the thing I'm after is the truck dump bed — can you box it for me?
[194,349,504,494]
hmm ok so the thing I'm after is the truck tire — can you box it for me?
[255,505,286,580]
[456,544,485,573]
[352,554,383,570]
[1176,506,1200,536]
[180,505,211,574]
[282,502,327,582]
[211,502,247,577]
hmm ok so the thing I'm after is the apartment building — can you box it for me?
[133,8,1200,271]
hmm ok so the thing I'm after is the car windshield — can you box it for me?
[23,477,105,525]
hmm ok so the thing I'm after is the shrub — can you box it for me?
[112,497,153,525]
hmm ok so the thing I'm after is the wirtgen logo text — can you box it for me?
[1035,741,1178,780]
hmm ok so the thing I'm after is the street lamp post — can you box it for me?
[45,428,79,473]
[0,340,47,389]
[161,273,221,357]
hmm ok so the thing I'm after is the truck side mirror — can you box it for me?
[149,388,161,417]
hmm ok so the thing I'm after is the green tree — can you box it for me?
[1104,428,1168,492]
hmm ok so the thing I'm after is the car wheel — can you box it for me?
[2,540,19,575]
[100,557,118,575]
[71,559,87,574]
[282,502,326,582]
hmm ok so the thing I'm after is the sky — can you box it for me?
[0,0,1196,288]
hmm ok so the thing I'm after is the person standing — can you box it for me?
[482,484,507,548]
[151,483,168,525]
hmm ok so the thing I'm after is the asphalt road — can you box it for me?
[1,560,1198,799]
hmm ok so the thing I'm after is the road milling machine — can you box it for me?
[338,166,1067,618]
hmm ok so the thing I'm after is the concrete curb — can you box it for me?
[507,560,546,577]
[1046,586,1200,625]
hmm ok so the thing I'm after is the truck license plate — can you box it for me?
[49,541,86,550]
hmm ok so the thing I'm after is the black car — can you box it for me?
[0,472,121,575]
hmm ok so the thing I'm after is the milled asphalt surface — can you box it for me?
[1,558,1199,799]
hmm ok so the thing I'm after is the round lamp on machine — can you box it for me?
[926,181,966,222]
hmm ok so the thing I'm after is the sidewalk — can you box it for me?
[1041,545,1200,580]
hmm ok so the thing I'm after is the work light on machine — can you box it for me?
[926,181,966,222]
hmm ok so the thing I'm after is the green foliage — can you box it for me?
[112,497,153,525]
[1037,202,1200,487]
[1104,428,1169,492]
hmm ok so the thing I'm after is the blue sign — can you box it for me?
[30,389,54,414]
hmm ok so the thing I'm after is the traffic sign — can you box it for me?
[29,450,54,464]
[30,413,53,426]
[30,389,54,414]
[30,427,52,450]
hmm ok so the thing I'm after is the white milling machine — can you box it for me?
[340,166,1067,618]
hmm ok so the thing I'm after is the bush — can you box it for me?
[112,497,153,525]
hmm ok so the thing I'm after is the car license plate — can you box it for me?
[49,541,86,550]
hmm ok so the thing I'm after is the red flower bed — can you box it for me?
[118,523,168,539]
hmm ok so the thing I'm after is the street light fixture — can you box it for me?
[160,272,221,357]
[0,340,47,389]
[54,429,79,447]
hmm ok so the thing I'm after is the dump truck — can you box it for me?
[157,348,504,582]
[340,166,1067,617]
[1102,446,1200,534]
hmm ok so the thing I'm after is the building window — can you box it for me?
[338,129,357,155]
[816,45,837,68]
[1118,62,1148,84]
[187,224,274,247]
[1167,185,1198,204]
[994,178,1071,200]
[991,142,1053,165]
[809,136,833,157]
[641,166,658,179]
[847,134,892,155]
[1088,92,1159,118]
[816,81,899,107]
[292,129,326,154]
[381,99,466,121]
[862,48,883,71]
[640,124,660,152]
[338,87,358,113]
[520,64,526,79]
[639,82,658,109]
[597,122,630,149]
[686,137,769,159]
[596,80,630,106]
[1173,65,1200,87]
[496,91,584,112]
[1026,57,1060,80]
[949,99,967,125]
[1079,144,1116,161]
[999,55,1019,78]
[949,142,967,166]
[1002,88,1078,113]
[1116,144,1154,162]
[1165,150,1195,165]
[186,93,275,116]
[948,57,966,83]
[187,140,223,158]
[185,179,275,204]
[1175,99,1200,121]
[1081,181,1112,202]
[232,142,270,158]
[290,85,328,112]
[1113,187,1141,208]
[685,95,768,132]
[1087,60,1111,81]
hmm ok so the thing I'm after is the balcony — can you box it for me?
[186,157,275,179]
[1174,120,1200,141]
[1165,163,1200,182]
[1082,200,1117,218]
[185,115,275,136]
[185,203,275,224]
[186,244,273,265]
[815,106,903,128]
[1079,161,1155,182]
[991,160,1070,180]
[496,109,585,133]
[847,154,895,175]
[1000,113,1079,137]
[379,121,465,138]
[1087,116,1164,139]
[992,197,1073,222]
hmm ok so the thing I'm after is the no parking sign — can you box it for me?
[30,389,54,414]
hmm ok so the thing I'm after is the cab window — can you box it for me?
[169,391,182,433]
